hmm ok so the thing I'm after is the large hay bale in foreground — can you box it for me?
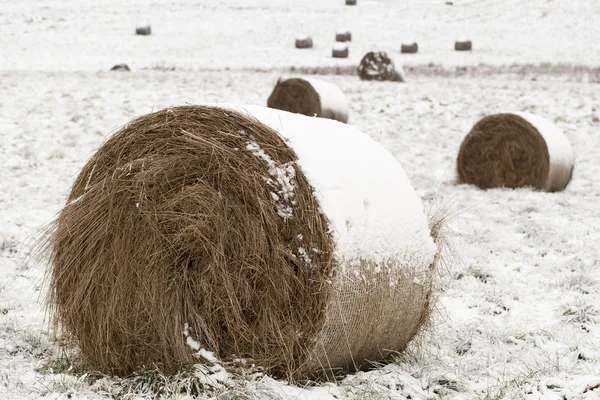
[267,77,349,123]
[457,112,574,191]
[357,51,405,82]
[48,105,439,381]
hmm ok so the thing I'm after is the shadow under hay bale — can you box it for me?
[454,39,472,51]
[346,0,357,5]
[401,42,419,54]
[457,112,574,191]
[357,51,405,82]
[295,36,313,49]
[46,105,440,381]
[135,25,152,36]
[267,77,349,123]
[332,44,349,58]
[336,30,352,42]
[110,64,130,71]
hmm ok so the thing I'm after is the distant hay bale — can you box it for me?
[401,42,418,54]
[332,43,349,58]
[135,24,152,36]
[346,0,357,5]
[336,30,352,42]
[357,51,405,82]
[267,77,349,123]
[457,112,575,191]
[110,64,130,71]
[47,105,440,381]
[295,35,313,49]
[454,39,472,51]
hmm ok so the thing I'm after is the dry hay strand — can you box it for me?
[357,51,404,82]
[457,113,574,191]
[454,40,472,51]
[295,36,313,49]
[110,64,131,72]
[267,78,349,123]
[335,31,352,42]
[46,105,438,381]
[401,42,419,54]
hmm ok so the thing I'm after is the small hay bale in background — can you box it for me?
[267,77,349,123]
[336,29,352,42]
[454,38,472,51]
[332,43,349,58]
[457,112,574,191]
[401,41,419,54]
[135,23,152,36]
[357,51,405,82]
[295,35,313,49]
[110,64,130,72]
[46,105,440,381]
[346,0,357,5]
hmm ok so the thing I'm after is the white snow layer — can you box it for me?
[302,77,350,123]
[514,112,575,191]
[332,43,349,52]
[234,105,437,271]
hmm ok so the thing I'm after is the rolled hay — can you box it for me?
[295,35,313,49]
[454,39,472,51]
[457,112,575,191]
[267,77,349,123]
[110,64,130,71]
[357,51,405,82]
[332,43,349,59]
[47,104,440,381]
[401,42,419,54]
[135,24,152,36]
[336,30,352,42]
[346,0,357,5]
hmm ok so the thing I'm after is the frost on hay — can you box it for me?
[457,113,574,191]
[46,105,440,381]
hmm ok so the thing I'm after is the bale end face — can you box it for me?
[455,40,472,51]
[401,43,418,54]
[267,78,322,118]
[295,37,313,49]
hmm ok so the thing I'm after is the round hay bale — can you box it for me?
[267,77,349,123]
[135,24,152,36]
[401,42,419,54]
[295,35,313,49]
[346,0,357,5]
[454,39,472,51]
[457,112,574,191]
[336,30,352,42]
[48,105,439,380]
[357,51,405,82]
[110,64,130,72]
[332,43,349,59]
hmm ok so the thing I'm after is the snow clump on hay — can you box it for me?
[357,51,405,82]
[46,105,441,381]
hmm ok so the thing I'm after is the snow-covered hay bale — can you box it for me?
[454,39,472,51]
[346,0,357,5]
[332,43,349,58]
[47,105,439,380]
[267,77,349,123]
[357,51,405,82]
[295,35,313,49]
[401,42,419,54]
[135,24,152,36]
[110,64,130,71]
[336,30,352,42]
[457,112,574,191]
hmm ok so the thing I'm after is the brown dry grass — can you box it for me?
[267,78,322,119]
[456,113,550,190]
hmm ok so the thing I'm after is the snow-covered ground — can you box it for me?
[1,1,599,399]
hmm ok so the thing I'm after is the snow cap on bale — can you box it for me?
[336,29,352,42]
[454,38,472,51]
[47,105,439,381]
[295,35,313,49]
[358,51,405,82]
[135,21,151,36]
[332,43,349,58]
[267,77,349,123]
[457,112,574,191]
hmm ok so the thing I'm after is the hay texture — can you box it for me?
[454,39,472,51]
[47,105,439,381]
[357,51,405,82]
[457,112,574,191]
[401,42,419,54]
[295,36,313,49]
[336,30,352,42]
[332,43,349,59]
[267,77,349,123]
[110,64,130,71]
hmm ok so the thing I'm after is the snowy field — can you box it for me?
[1,1,599,399]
